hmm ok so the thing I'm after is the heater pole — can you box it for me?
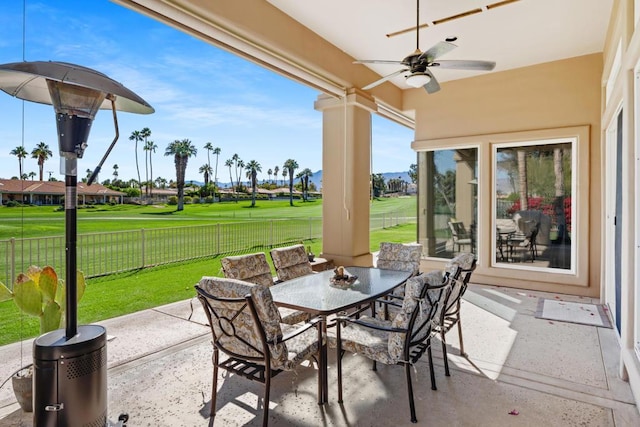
[65,173,78,338]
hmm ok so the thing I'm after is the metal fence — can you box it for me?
[1,209,414,286]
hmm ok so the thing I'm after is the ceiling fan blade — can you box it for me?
[433,60,496,71]
[423,70,440,94]
[354,59,405,65]
[418,41,457,63]
[362,68,408,90]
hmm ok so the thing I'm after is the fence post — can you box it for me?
[10,238,15,289]
[141,229,145,268]
[216,223,220,255]
[269,220,274,248]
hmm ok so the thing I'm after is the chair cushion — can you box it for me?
[279,307,311,324]
[376,242,422,275]
[280,323,322,369]
[388,271,444,361]
[327,316,396,365]
[270,245,314,281]
[221,253,274,288]
[445,252,476,276]
[198,276,288,369]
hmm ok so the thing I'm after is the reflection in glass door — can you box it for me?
[418,147,478,259]
[494,140,574,271]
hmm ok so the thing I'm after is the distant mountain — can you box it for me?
[308,170,411,190]
[187,170,412,190]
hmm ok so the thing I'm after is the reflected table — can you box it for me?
[270,266,412,404]
[497,227,516,261]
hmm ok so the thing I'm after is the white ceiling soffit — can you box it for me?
[267,0,613,89]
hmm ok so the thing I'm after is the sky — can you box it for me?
[0,0,415,185]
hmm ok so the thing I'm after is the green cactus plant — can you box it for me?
[0,265,86,334]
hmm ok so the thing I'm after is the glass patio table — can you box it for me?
[270,266,412,404]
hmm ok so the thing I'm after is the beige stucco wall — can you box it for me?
[406,53,603,297]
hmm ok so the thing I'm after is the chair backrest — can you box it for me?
[270,244,313,281]
[376,242,422,276]
[221,252,274,287]
[443,253,477,316]
[195,276,288,370]
[448,221,468,240]
[387,270,449,361]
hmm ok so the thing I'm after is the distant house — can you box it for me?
[140,186,177,202]
[0,179,125,205]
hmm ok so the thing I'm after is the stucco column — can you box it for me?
[314,89,376,266]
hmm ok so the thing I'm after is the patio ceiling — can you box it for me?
[267,0,613,89]
[115,0,613,118]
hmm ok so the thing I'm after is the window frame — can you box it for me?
[412,125,590,289]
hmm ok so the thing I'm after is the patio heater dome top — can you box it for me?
[0,60,154,114]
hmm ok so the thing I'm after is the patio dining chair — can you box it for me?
[438,252,477,376]
[195,276,323,427]
[376,242,422,275]
[221,252,309,324]
[269,244,314,282]
[374,242,423,315]
[331,271,450,423]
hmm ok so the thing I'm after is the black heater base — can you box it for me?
[33,325,107,427]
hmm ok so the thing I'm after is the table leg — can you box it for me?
[316,315,328,405]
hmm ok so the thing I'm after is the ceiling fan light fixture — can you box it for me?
[406,72,431,88]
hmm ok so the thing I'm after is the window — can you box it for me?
[417,147,478,258]
[493,140,574,271]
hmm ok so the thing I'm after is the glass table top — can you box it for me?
[269,267,412,315]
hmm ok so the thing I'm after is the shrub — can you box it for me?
[204,196,214,204]
[167,196,178,205]
[191,196,200,204]
[183,196,193,204]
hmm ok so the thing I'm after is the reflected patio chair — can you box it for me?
[438,252,477,376]
[331,271,450,423]
[195,276,322,427]
[448,221,472,252]
[221,252,309,324]
[269,244,314,282]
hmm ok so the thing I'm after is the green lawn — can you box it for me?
[0,196,416,239]
[0,197,416,346]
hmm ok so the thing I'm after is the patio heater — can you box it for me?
[0,61,153,426]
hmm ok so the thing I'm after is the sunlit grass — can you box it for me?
[0,198,416,345]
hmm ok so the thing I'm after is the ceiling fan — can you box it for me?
[354,0,496,94]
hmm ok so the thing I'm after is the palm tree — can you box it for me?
[225,158,235,201]
[267,168,273,184]
[113,164,119,184]
[237,160,245,188]
[283,159,299,206]
[517,149,528,210]
[298,168,313,201]
[140,128,152,197]
[282,168,288,187]
[204,142,214,170]
[245,160,262,207]
[199,164,213,186]
[28,171,36,180]
[164,139,197,211]
[212,147,221,195]
[155,176,167,189]
[129,130,143,195]
[10,146,28,179]
[144,140,157,198]
[274,165,279,185]
[31,142,52,181]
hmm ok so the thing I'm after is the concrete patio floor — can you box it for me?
[1,282,639,426]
